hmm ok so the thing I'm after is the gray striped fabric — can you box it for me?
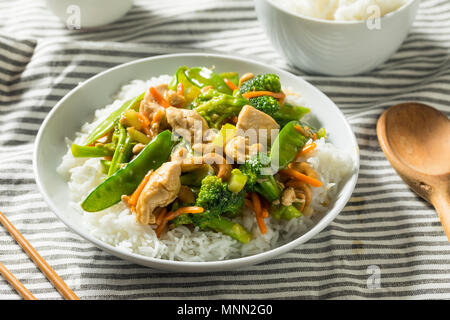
[0,0,449,299]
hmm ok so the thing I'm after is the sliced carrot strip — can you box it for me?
[294,125,307,136]
[138,112,150,128]
[295,142,317,159]
[149,87,170,108]
[242,91,285,100]
[256,212,267,234]
[231,116,238,125]
[164,206,204,222]
[279,168,323,188]
[155,208,168,226]
[128,170,153,207]
[251,193,266,234]
[251,192,261,216]
[138,112,152,136]
[150,109,164,129]
[156,213,169,238]
[260,197,270,218]
[224,78,238,91]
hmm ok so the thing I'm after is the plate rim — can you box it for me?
[33,52,360,271]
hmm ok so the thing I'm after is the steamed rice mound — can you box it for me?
[57,75,354,262]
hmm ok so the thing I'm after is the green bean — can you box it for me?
[83,92,144,146]
[206,217,251,244]
[108,125,133,176]
[71,144,114,158]
[81,130,175,212]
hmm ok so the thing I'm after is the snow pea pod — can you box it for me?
[185,67,233,95]
[81,130,174,212]
[169,66,201,105]
[71,144,114,158]
[82,92,144,146]
[270,120,309,170]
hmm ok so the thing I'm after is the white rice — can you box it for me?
[272,0,409,21]
[57,75,355,262]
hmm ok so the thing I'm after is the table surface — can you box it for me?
[0,0,449,299]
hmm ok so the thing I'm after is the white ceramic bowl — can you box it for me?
[255,0,420,76]
[45,0,133,29]
[33,53,359,272]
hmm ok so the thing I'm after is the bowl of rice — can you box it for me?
[34,53,359,272]
[255,0,420,76]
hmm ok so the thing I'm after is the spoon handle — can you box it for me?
[432,192,450,241]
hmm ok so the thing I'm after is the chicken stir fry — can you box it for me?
[73,66,326,243]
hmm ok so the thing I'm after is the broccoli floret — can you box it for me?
[239,153,282,202]
[195,176,245,218]
[249,95,280,116]
[240,74,281,94]
[192,89,248,128]
[173,175,251,243]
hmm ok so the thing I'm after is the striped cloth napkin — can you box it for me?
[0,0,449,299]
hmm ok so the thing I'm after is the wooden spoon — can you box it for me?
[377,102,450,240]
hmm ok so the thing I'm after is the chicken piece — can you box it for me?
[236,105,280,144]
[135,162,181,225]
[225,136,264,164]
[180,153,232,181]
[166,107,209,144]
[165,90,185,108]
[139,85,168,120]
[281,187,297,206]
[192,142,216,155]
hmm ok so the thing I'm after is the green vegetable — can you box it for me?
[212,123,237,147]
[228,169,248,193]
[219,72,239,87]
[270,204,302,220]
[169,66,201,105]
[81,130,174,212]
[317,127,327,139]
[122,109,142,130]
[206,217,251,244]
[240,74,281,94]
[249,95,280,116]
[193,89,248,128]
[175,175,250,243]
[127,127,151,144]
[100,160,111,174]
[82,92,144,146]
[108,125,133,176]
[195,176,245,215]
[239,153,282,202]
[272,103,310,127]
[71,144,114,158]
[180,164,215,186]
[185,67,232,94]
[270,121,309,170]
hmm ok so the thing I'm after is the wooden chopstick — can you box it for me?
[0,262,37,300]
[0,211,79,300]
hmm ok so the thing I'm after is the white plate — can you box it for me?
[33,53,359,272]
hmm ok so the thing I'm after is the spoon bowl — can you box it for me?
[377,102,450,240]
